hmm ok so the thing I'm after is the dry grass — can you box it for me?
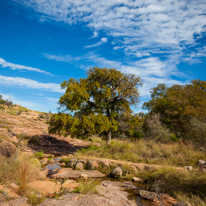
[0,154,41,195]
[77,138,206,167]
[137,167,206,206]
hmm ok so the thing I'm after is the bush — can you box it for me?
[186,117,206,146]
[144,114,174,142]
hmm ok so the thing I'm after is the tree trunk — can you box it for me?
[106,131,111,145]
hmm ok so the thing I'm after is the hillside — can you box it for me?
[0,104,205,206]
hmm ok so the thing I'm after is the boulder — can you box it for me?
[75,161,84,170]
[0,141,16,158]
[173,201,192,206]
[139,190,157,201]
[110,166,122,179]
[86,160,99,170]
[67,158,77,168]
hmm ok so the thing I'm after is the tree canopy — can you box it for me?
[143,79,206,138]
[49,67,142,144]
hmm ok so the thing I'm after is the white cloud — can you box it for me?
[0,57,52,75]
[91,31,98,38]
[13,0,206,63]
[43,53,81,63]
[45,52,186,97]
[85,37,108,48]
[0,75,63,93]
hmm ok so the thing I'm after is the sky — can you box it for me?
[0,0,206,113]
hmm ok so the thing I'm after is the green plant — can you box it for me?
[26,189,45,206]
[54,178,68,199]
[34,152,44,159]
[73,178,99,194]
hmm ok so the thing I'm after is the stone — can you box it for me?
[52,169,105,179]
[132,177,141,182]
[0,197,28,206]
[184,166,192,171]
[199,159,206,165]
[86,160,99,170]
[0,141,16,158]
[0,194,5,202]
[100,160,110,168]
[67,158,77,168]
[135,164,145,171]
[172,201,192,206]
[9,183,19,191]
[75,161,84,170]
[110,166,122,179]
[40,158,48,166]
[129,165,138,173]
[139,190,157,201]
[198,159,206,169]
[80,174,88,180]
[48,159,55,164]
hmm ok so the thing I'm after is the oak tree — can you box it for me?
[49,67,142,144]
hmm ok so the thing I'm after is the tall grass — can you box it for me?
[77,138,206,167]
[0,154,41,195]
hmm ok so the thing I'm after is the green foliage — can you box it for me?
[143,79,206,143]
[49,67,142,144]
[73,178,98,194]
[34,152,44,159]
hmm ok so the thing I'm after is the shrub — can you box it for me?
[144,114,174,142]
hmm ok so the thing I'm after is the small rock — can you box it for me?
[0,193,5,202]
[132,177,141,182]
[68,154,74,158]
[135,164,145,171]
[40,158,48,166]
[61,162,66,167]
[173,201,192,206]
[100,160,110,168]
[48,159,55,164]
[78,159,88,164]
[110,166,122,179]
[184,166,192,171]
[93,143,101,147]
[80,174,88,180]
[61,155,68,160]
[9,183,19,191]
[139,190,157,201]
[75,161,84,170]
[198,160,206,169]
[67,158,77,168]
[86,160,99,170]
[129,165,138,173]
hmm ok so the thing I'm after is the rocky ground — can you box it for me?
[0,106,193,206]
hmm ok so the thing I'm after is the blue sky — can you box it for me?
[0,0,205,113]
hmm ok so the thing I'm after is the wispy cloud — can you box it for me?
[85,37,108,48]
[0,75,63,93]
[43,53,81,63]
[44,52,187,96]
[14,0,206,59]
[0,57,52,75]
